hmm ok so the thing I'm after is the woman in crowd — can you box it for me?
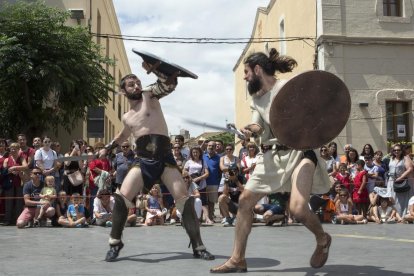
[183,146,210,224]
[359,143,375,160]
[346,147,359,179]
[319,145,337,177]
[387,143,413,217]
[62,140,84,196]
[172,143,186,171]
[241,142,259,183]
[219,144,240,193]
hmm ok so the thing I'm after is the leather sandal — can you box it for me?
[210,259,247,273]
[310,233,331,268]
[193,249,215,260]
[105,241,124,262]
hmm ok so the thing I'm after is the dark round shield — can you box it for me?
[132,49,198,79]
[269,70,351,150]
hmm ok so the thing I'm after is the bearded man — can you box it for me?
[210,48,332,273]
[103,61,214,262]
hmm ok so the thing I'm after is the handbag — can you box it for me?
[393,179,410,193]
[67,170,84,186]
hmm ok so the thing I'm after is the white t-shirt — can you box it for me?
[34,148,57,169]
[93,196,115,218]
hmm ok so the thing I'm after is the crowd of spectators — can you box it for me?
[1,133,413,228]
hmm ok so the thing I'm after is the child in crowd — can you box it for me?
[126,207,138,227]
[93,189,114,227]
[67,193,88,228]
[403,195,414,223]
[35,175,57,225]
[56,191,70,227]
[372,197,402,224]
[352,160,369,216]
[333,163,351,192]
[334,189,367,224]
[144,184,166,226]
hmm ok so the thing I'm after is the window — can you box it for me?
[383,0,402,16]
[386,101,409,143]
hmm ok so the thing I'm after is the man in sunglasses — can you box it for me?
[16,169,56,228]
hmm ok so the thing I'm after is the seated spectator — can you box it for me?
[371,196,402,224]
[218,164,244,227]
[174,171,202,224]
[93,189,114,227]
[333,189,367,224]
[254,192,289,226]
[16,169,56,228]
[67,193,88,228]
[35,175,57,225]
[126,207,138,227]
[56,191,71,227]
[403,195,414,223]
[144,184,166,226]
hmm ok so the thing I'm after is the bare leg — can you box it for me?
[218,194,231,218]
[290,158,331,268]
[211,190,264,273]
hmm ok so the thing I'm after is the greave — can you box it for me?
[110,193,128,241]
[181,197,206,251]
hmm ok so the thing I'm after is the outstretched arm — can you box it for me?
[141,61,178,99]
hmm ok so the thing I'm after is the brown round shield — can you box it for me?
[269,70,351,150]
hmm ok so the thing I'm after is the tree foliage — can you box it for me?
[209,132,235,146]
[0,1,114,138]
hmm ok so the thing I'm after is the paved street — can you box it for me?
[0,222,413,276]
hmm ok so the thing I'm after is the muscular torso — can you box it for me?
[124,91,169,138]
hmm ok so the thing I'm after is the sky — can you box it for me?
[112,0,270,138]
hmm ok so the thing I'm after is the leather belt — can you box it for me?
[262,144,290,153]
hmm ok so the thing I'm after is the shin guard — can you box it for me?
[109,193,129,242]
[181,197,206,251]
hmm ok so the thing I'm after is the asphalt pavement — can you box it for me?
[0,222,413,276]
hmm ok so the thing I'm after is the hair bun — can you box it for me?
[269,48,279,60]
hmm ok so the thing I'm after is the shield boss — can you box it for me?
[269,70,351,150]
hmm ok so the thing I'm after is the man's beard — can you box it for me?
[125,91,143,101]
[247,74,262,95]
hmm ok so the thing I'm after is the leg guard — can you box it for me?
[182,197,215,260]
[109,193,129,242]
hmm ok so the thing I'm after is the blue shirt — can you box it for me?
[67,204,85,220]
[203,153,221,186]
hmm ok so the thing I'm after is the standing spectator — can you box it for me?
[218,144,240,194]
[0,138,8,221]
[387,143,413,217]
[352,160,369,216]
[215,140,225,157]
[175,135,189,160]
[241,142,259,182]
[87,142,106,213]
[32,137,42,151]
[346,147,359,179]
[328,142,340,163]
[238,138,249,161]
[3,142,28,226]
[113,141,134,189]
[359,144,375,160]
[373,150,388,185]
[16,169,56,228]
[51,141,64,192]
[34,136,57,179]
[172,143,186,171]
[203,141,222,223]
[184,147,210,224]
[17,134,35,182]
[339,144,352,164]
[62,140,84,196]
[319,145,336,177]
[364,155,379,194]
